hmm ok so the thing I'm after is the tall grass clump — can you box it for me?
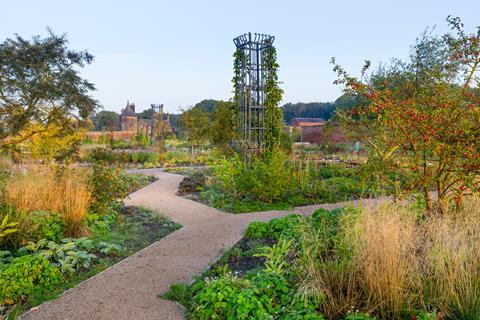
[424,198,480,320]
[4,167,92,237]
[296,199,480,319]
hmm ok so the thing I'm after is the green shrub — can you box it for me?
[250,270,290,314]
[86,211,117,234]
[311,208,343,237]
[214,152,294,203]
[269,214,306,240]
[90,162,129,216]
[0,255,63,304]
[245,221,270,239]
[110,140,133,150]
[315,164,354,179]
[205,153,377,212]
[29,210,64,241]
[191,275,270,320]
[135,134,151,148]
[86,147,126,163]
[129,151,158,164]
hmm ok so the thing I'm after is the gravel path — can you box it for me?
[22,170,384,320]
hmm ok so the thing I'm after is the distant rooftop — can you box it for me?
[121,101,136,116]
[292,118,325,126]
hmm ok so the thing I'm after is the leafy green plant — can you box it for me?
[254,239,291,274]
[98,241,123,255]
[58,249,97,274]
[90,162,129,216]
[244,221,270,239]
[0,255,63,304]
[213,152,294,203]
[0,214,18,239]
[311,208,344,239]
[268,214,306,240]
[202,156,375,213]
[29,210,64,241]
[191,274,270,320]
[70,237,95,251]
[18,238,101,274]
[0,250,13,267]
[249,270,290,314]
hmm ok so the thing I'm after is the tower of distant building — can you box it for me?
[87,100,172,141]
[119,101,154,135]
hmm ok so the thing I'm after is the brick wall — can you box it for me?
[86,131,137,142]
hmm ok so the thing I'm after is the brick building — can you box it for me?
[87,101,172,142]
[292,118,346,145]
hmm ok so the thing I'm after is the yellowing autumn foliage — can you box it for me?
[19,123,87,163]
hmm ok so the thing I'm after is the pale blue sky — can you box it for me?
[1,0,479,113]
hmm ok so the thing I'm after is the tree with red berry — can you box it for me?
[332,16,480,214]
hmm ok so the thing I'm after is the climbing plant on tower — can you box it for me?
[232,34,284,159]
[263,46,284,154]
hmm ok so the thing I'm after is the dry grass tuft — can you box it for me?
[5,167,92,237]
[298,199,480,319]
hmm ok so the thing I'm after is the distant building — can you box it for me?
[291,117,345,144]
[292,118,325,144]
[120,101,153,135]
[120,101,138,132]
[87,100,172,142]
[292,118,325,127]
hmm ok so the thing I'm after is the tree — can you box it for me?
[0,30,98,150]
[211,101,237,152]
[180,107,210,147]
[92,111,119,131]
[137,108,154,119]
[332,17,480,214]
[21,123,86,163]
[282,102,337,124]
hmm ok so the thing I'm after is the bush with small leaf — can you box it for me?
[244,221,270,239]
[0,255,63,304]
[191,274,270,320]
[29,210,64,241]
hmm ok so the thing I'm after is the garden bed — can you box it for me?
[164,200,478,319]
[0,164,177,318]
[176,160,382,213]
[2,206,181,318]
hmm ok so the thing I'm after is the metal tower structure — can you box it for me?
[233,32,275,159]
[150,104,164,144]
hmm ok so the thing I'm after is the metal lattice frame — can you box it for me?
[233,32,275,159]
